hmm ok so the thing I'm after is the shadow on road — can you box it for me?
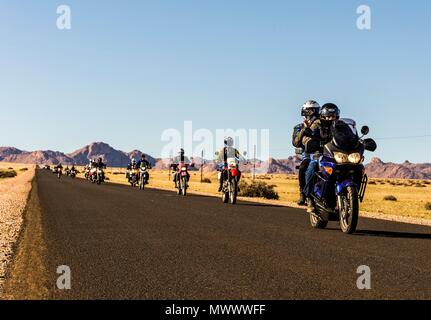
[355,230,431,240]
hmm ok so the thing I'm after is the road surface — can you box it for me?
[3,169,430,299]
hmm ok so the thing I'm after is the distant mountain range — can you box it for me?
[0,142,157,167]
[1,143,430,180]
[366,157,431,180]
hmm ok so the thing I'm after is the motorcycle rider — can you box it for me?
[55,163,63,173]
[70,164,77,176]
[137,154,152,184]
[95,157,106,169]
[304,103,340,213]
[126,158,138,182]
[93,157,106,181]
[292,100,321,205]
[215,137,245,192]
[170,149,191,188]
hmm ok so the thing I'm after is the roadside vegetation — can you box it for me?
[239,180,279,200]
[384,195,397,201]
[0,169,17,179]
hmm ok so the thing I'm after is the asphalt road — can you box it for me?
[4,169,431,299]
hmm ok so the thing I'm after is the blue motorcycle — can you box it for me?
[309,119,377,234]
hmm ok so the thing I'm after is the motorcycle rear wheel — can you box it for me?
[339,186,359,234]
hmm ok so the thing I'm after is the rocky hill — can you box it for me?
[0,143,156,167]
[365,157,431,180]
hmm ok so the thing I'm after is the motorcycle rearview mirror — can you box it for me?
[243,151,247,157]
[363,138,377,152]
[361,126,370,136]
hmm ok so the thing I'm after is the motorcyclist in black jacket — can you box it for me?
[137,154,152,184]
[292,100,321,205]
[304,103,340,213]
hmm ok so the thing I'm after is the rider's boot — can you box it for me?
[218,178,223,192]
[297,192,307,206]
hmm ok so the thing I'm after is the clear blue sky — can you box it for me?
[1,0,430,162]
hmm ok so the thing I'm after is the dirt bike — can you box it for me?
[57,167,62,179]
[174,163,190,196]
[95,168,105,185]
[128,168,139,187]
[84,168,90,180]
[219,157,241,205]
[308,119,377,234]
[139,166,150,190]
[70,169,77,178]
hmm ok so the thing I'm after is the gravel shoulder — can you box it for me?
[0,167,35,295]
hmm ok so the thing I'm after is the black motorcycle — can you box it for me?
[309,119,377,234]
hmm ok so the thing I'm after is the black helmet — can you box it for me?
[301,100,321,120]
[320,103,340,122]
[141,154,146,159]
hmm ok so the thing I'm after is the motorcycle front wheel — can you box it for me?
[181,176,187,196]
[222,191,229,203]
[339,186,359,234]
[229,179,238,204]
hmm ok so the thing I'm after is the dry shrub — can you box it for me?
[0,170,17,179]
[384,195,397,201]
[239,181,279,200]
[201,178,211,183]
[425,202,431,210]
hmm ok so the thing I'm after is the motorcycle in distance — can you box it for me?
[57,167,62,179]
[128,167,140,187]
[308,119,377,234]
[94,167,105,185]
[70,168,77,178]
[84,166,90,180]
[139,165,150,190]
[173,163,193,196]
[215,151,246,205]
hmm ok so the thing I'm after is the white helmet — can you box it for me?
[301,100,321,120]
[224,137,234,147]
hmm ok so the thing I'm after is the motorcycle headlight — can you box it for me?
[181,167,187,171]
[334,152,349,164]
[348,153,363,164]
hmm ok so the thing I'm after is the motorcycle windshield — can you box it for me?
[331,119,359,151]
